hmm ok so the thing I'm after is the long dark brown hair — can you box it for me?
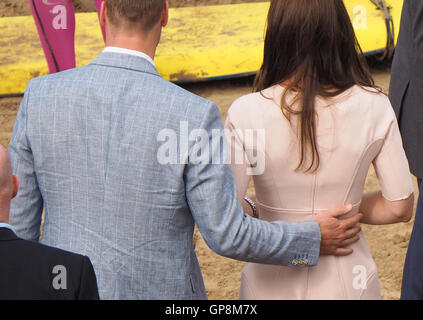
[254,0,377,173]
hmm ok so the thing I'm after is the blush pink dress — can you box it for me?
[225,85,414,300]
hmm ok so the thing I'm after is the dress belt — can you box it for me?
[256,201,361,222]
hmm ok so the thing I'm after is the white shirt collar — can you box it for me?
[103,46,156,68]
[0,223,15,233]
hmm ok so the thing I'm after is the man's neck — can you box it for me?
[0,200,10,224]
[105,35,158,61]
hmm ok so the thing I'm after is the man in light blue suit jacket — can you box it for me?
[9,0,362,299]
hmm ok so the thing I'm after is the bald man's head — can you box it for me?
[0,146,19,223]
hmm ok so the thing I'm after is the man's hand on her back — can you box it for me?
[313,204,363,256]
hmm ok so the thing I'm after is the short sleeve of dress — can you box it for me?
[373,101,414,201]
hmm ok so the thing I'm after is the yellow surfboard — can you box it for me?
[0,0,404,95]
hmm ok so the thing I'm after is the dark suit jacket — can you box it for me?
[402,184,423,300]
[390,0,423,179]
[0,227,99,300]
[390,0,423,300]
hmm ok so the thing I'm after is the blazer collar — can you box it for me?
[89,51,161,78]
[0,227,19,241]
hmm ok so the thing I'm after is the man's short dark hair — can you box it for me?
[106,0,166,31]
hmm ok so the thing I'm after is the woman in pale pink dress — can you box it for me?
[226,0,414,300]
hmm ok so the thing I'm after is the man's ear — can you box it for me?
[11,175,19,199]
[161,1,169,27]
[100,0,107,28]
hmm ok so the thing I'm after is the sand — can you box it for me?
[0,0,419,300]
